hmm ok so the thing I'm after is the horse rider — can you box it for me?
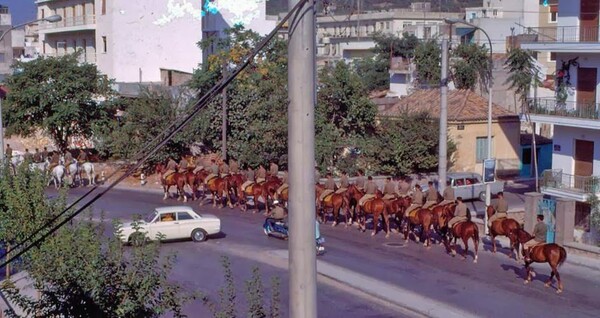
[355,169,365,191]
[404,184,423,217]
[204,159,219,184]
[422,181,439,209]
[24,149,33,163]
[163,156,178,181]
[229,158,240,174]
[34,148,42,163]
[438,180,455,206]
[256,164,267,183]
[5,144,13,161]
[240,165,255,191]
[358,176,378,207]
[335,171,349,194]
[318,173,336,203]
[42,147,49,162]
[219,160,230,177]
[488,191,508,228]
[276,170,288,195]
[523,214,547,263]
[382,177,397,201]
[193,155,204,173]
[64,150,74,176]
[77,150,88,164]
[447,197,468,229]
[269,160,279,177]
[396,176,410,197]
[48,151,60,172]
[178,155,189,173]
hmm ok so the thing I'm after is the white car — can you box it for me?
[119,206,221,243]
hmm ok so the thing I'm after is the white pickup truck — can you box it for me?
[422,172,504,202]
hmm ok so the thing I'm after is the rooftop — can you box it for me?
[378,89,518,122]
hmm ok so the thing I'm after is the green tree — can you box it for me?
[505,48,537,109]
[353,57,390,93]
[413,39,441,87]
[372,31,419,61]
[4,53,114,151]
[451,43,492,91]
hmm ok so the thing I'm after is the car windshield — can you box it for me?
[144,210,158,223]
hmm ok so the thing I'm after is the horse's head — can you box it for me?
[437,210,451,228]
[155,163,165,174]
[507,228,530,245]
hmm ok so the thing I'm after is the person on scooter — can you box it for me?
[316,219,325,254]
[266,200,288,229]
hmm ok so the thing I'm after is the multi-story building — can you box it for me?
[0,5,14,80]
[520,0,600,245]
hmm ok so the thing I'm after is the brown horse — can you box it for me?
[437,210,480,263]
[508,228,567,293]
[155,164,187,202]
[315,184,349,227]
[344,185,383,226]
[384,196,412,233]
[195,170,232,208]
[225,173,245,205]
[238,181,276,214]
[486,205,521,259]
[359,198,389,237]
[403,207,434,246]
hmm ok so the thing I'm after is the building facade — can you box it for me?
[521,0,600,245]
[0,5,14,80]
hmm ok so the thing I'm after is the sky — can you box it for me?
[1,0,36,26]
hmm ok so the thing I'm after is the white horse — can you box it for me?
[81,162,96,186]
[29,160,49,173]
[66,160,79,187]
[49,165,65,189]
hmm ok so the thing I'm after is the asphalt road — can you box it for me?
[59,185,599,318]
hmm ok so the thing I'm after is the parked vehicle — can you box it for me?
[422,173,504,202]
[119,206,221,244]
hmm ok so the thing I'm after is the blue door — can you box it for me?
[537,198,556,243]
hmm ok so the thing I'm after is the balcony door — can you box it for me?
[574,139,594,191]
[580,0,600,41]
[576,67,597,116]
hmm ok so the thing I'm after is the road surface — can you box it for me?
[58,186,599,318]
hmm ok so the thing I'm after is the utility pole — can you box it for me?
[357,0,361,39]
[439,37,448,193]
[288,0,317,317]
[221,64,227,160]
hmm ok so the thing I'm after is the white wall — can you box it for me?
[554,52,600,107]
[96,0,203,83]
[557,0,580,27]
[552,125,600,176]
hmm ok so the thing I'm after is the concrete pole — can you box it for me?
[0,97,3,162]
[287,0,317,318]
[438,38,448,193]
[221,79,227,160]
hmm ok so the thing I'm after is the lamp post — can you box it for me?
[0,14,62,162]
[444,19,494,235]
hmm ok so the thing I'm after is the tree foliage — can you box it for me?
[353,57,389,93]
[372,31,419,61]
[505,48,538,107]
[451,43,492,91]
[4,53,114,151]
[413,39,441,87]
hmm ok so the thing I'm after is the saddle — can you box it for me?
[408,209,418,219]
[206,177,219,187]
[451,220,468,230]
[322,193,334,204]
[243,183,255,193]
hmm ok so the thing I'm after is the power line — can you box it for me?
[0,0,310,270]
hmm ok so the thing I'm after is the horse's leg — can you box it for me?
[451,236,458,257]
[383,210,390,239]
[473,232,479,263]
[461,236,469,260]
[491,233,497,253]
[332,202,339,227]
[371,211,379,237]
[545,266,556,288]
[163,185,169,200]
[524,262,532,284]
[555,266,563,293]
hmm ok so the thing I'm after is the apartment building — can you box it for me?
[521,0,600,245]
[0,5,14,80]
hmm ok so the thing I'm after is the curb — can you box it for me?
[269,250,479,318]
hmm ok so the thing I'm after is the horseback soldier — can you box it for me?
[488,191,508,227]
[396,176,411,197]
[319,173,336,203]
[229,158,240,174]
[203,159,219,184]
[77,150,88,164]
[23,149,33,163]
[240,165,255,191]
[193,156,204,173]
[179,155,189,173]
[523,214,547,262]
[423,181,439,209]
[335,171,349,194]
[358,176,377,207]
[382,177,397,201]
[34,148,42,163]
[5,144,12,160]
[256,164,267,183]
[64,150,73,165]
[447,197,468,229]
[404,184,423,217]
[354,169,365,191]
[41,147,48,162]
[163,156,178,181]
[276,170,288,195]
[48,151,60,172]
[269,160,279,177]
[439,180,455,206]
[219,161,230,177]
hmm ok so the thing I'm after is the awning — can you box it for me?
[455,27,476,37]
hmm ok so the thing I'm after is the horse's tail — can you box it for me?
[473,223,480,243]
[557,246,567,268]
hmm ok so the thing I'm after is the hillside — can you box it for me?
[266,0,482,15]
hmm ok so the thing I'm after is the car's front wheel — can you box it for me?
[478,191,486,202]
[192,228,208,242]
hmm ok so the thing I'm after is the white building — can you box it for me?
[0,5,14,79]
[520,0,600,245]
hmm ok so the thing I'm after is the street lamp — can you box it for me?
[0,14,62,162]
[444,18,494,235]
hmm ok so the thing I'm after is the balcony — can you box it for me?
[519,26,600,53]
[389,57,411,74]
[541,169,599,201]
[38,15,95,33]
[42,52,96,64]
[524,98,600,129]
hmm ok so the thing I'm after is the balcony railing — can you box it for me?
[520,26,600,43]
[389,57,411,72]
[525,98,600,120]
[39,15,96,30]
[43,52,96,64]
[542,170,600,194]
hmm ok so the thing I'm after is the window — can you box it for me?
[385,21,390,29]
[41,9,45,19]
[177,212,194,221]
[550,11,557,23]
[549,52,556,62]
[0,53,4,63]
[493,9,498,16]
[475,136,494,163]
[102,36,107,53]
[160,213,175,222]
[102,0,106,15]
